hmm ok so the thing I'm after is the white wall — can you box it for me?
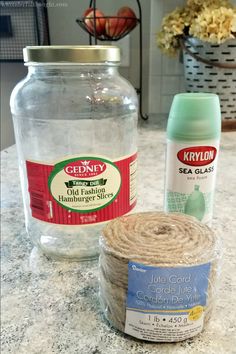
[47,0,151,114]
[149,0,185,115]
[2,0,235,148]
[0,0,152,151]
[0,63,27,150]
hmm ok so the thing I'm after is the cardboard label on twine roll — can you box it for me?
[125,261,211,342]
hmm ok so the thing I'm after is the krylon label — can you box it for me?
[164,140,219,225]
[177,146,217,167]
[26,153,137,225]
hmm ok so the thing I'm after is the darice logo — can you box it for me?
[64,159,107,178]
[132,264,146,273]
[177,146,217,167]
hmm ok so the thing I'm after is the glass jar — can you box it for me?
[10,46,138,260]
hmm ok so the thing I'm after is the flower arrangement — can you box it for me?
[157,0,236,56]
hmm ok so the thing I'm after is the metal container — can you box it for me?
[182,38,236,125]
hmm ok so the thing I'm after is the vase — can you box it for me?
[182,37,236,131]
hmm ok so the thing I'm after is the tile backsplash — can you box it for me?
[149,0,185,115]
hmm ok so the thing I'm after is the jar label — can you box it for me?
[26,153,137,225]
[125,262,211,342]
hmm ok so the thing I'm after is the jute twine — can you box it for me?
[99,212,221,334]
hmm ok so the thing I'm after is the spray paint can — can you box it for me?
[164,93,221,225]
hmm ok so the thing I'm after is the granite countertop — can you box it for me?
[1,123,236,354]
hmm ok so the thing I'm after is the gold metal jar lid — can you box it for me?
[23,45,120,64]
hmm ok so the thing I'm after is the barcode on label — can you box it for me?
[30,191,46,216]
[129,159,137,205]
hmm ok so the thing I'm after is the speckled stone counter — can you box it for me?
[1,123,236,354]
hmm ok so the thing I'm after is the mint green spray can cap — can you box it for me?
[167,93,221,141]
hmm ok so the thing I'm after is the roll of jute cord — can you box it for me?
[99,212,221,337]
